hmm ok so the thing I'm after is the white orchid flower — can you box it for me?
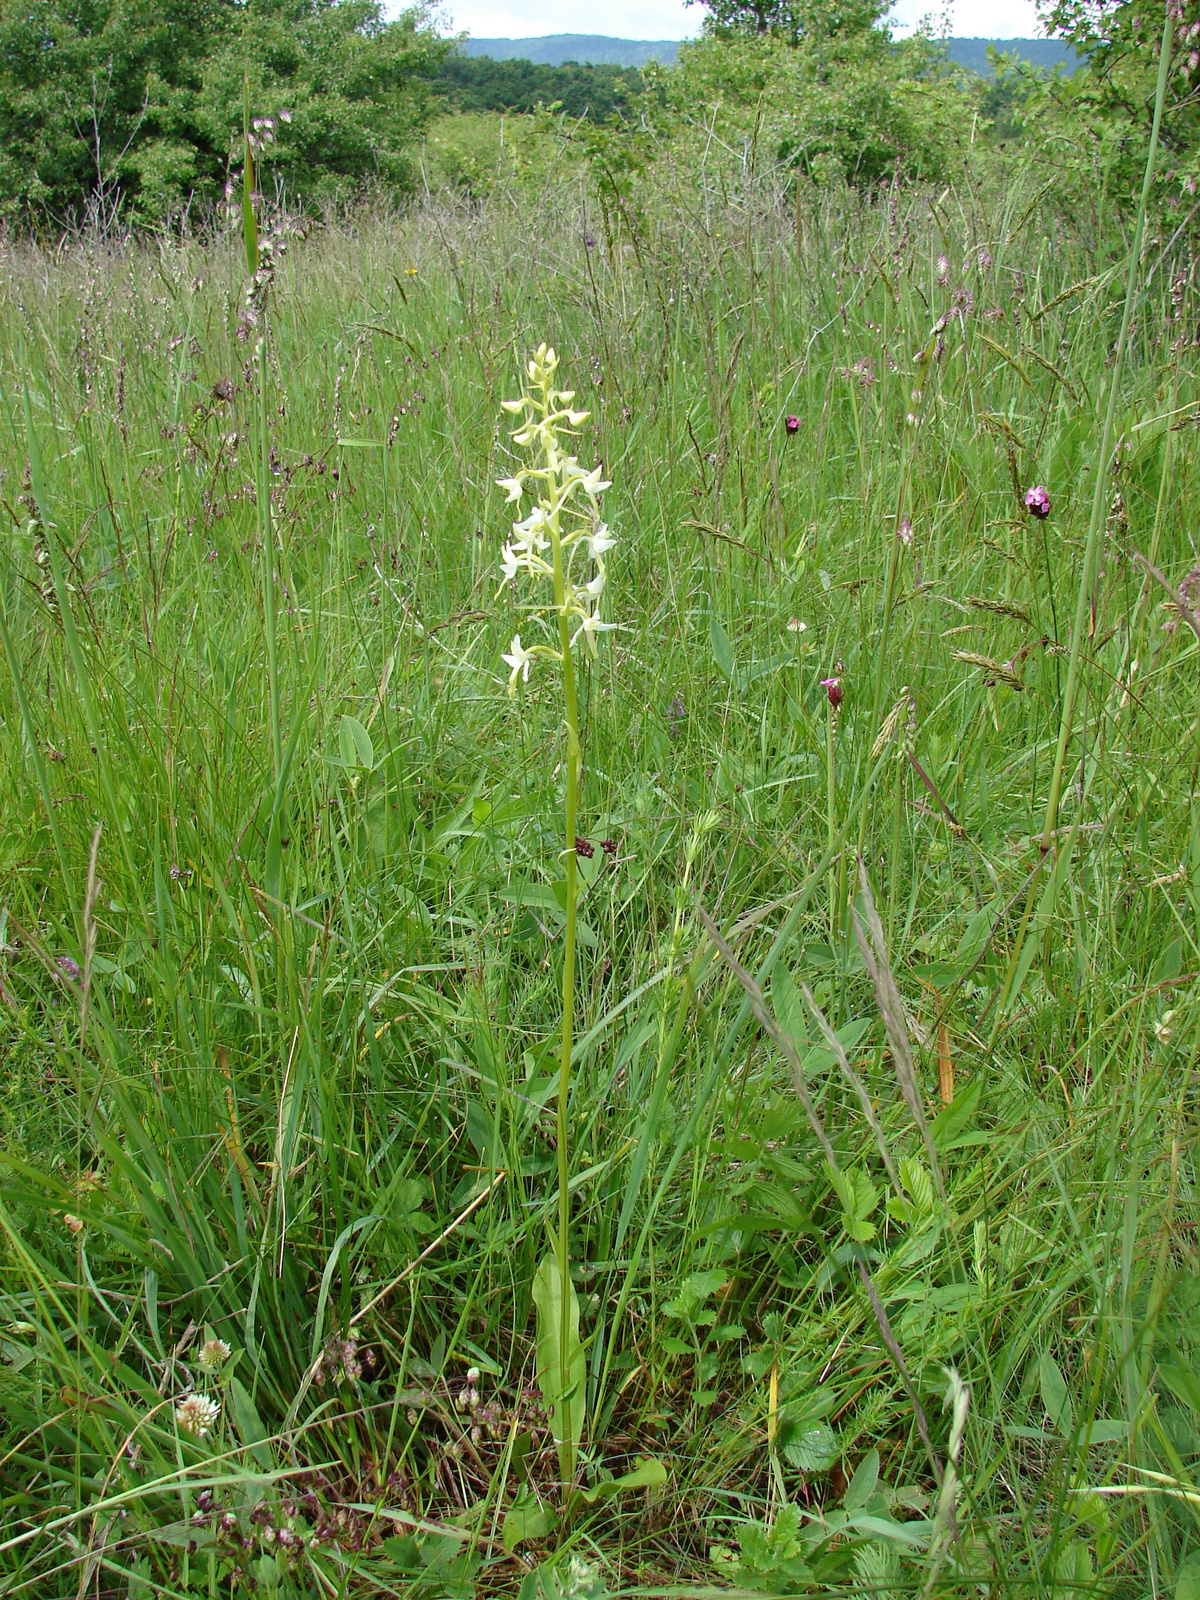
[589,524,616,556]
[496,475,524,503]
[571,614,618,651]
[512,507,550,551]
[502,634,534,693]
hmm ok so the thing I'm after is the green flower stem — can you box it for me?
[826,700,837,941]
[1039,1,1174,852]
[991,3,1175,1041]
[551,474,581,1488]
[260,337,282,784]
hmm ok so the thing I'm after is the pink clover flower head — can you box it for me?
[1024,485,1052,520]
[820,677,843,709]
[784,415,801,435]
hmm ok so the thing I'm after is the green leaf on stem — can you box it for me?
[532,1249,586,1481]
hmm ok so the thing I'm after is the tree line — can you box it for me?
[0,0,1194,228]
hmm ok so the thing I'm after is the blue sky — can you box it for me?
[442,0,1044,43]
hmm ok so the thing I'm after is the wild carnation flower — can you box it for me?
[1025,485,1052,520]
[820,677,844,709]
[199,1337,231,1370]
[784,415,801,435]
[176,1393,220,1438]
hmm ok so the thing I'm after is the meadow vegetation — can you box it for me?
[0,9,1200,1598]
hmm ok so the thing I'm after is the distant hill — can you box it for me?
[945,36,1079,73]
[462,35,682,67]
[459,33,1080,75]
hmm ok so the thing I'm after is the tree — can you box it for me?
[0,0,449,223]
[1028,0,1200,220]
[685,0,891,47]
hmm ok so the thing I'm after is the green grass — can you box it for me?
[0,159,1198,1599]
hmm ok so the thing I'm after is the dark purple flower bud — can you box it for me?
[600,839,618,857]
[57,956,81,983]
[1025,485,1051,520]
[574,837,594,859]
[820,678,843,709]
[784,415,801,435]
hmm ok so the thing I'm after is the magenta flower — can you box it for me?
[820,678,843,710]
[1025,485,1051,520]
[785,415,801,435]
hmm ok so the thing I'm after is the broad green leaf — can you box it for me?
[1159,1357,1200,1413]
[1084,1419,1126,1443]
[930,1078,981,1152]
[502,1493,558,1550]
[229,1375,273,1469]
[1152,937,1182,985]
[1038,1351,1073,1435]
[710,613,735,681]
[1176,1554,1200,1600]
[782,1423,838,1470]
[844,1448,879,1512]
[339,714,374,770]
[956,902,1000,967]
[770,963,807,1045]
[572,1455,667,1507]
[532,1251,586,1480]
[831,1166,878,1243]
[898,1158,934,1216]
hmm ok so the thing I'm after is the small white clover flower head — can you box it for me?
[502,634,534,693]
[787,618,806,633]
[176,1393,220,1438]
[198,1337,231,1370]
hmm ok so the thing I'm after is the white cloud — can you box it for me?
[443,0,701,40]
[439,0,1043,42]
[885,0,1043,35]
